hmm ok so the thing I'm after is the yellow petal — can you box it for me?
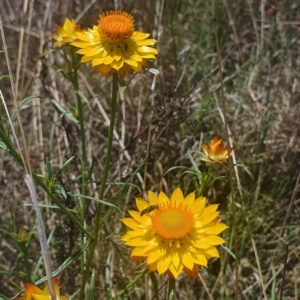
[121,218,139,230]
[124,58,138,68]
[184,192,195,206]
[91,57,105,66]
[137,46,158,53]
[193,239,214,249]
[148,190,159,205]
[156,255,172,274]
[199,211,219,226]
[191,197,206,212]
[136,39,157,46]
[147,249,162,264]
[123,237,149,247]
[77,47,102,56]
[132,31,150,40]
[141,241,159,254]
[64,18,75,33]
[171,187,184,202]
[169,263,183,278]
[192,253,207,267]
[202,204,219,215]
[135,198,150,213]
[201,235,225,246]
[128,210,145,222]
[31,295,49,300]
[131,247,147,257]
[205,223,228,235]
[104,55,114,65]
[172,252,180,269]
[110,60,124,70]
[182,252,194,270]
[157,191,170,203]
[204,247,220,257]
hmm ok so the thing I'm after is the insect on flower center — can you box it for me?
[151,203,194,240]
[98,10,134,44]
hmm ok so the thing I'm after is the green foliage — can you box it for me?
[0,0,300,299]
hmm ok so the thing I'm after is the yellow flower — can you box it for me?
[51,18,81,47]
[200,137,233,165]
[16,277,68,300]
[71,10,157,78]
[121,188,227,279]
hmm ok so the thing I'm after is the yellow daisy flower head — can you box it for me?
[71,10,158,78]
[16,277,68,300]
[51,18,81,47]
[121,187,228,279]
[200,137,233,165]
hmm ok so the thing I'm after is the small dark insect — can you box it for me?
[124,43,128,52]
[140,205,159,216]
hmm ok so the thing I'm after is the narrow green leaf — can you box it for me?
[56,156,74,177]
[0,292,11,300]
[164,165,190,175]
[220,244,235,259]
[55,185,67,199]
[87,269,96,300]
[51,100,79,126]
[187,150,200,172]
[0,75,9,81]
[75,90,90,109]
[46,157,53,178]
[11,96,43,121]
[0,141,9,151]
[71,194,122,213]
[119,83,127,101]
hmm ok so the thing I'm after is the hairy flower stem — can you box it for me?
[80,73,118,298]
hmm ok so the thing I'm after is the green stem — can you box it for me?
[212,2,238,298]
[71,51,88,278]
[80,73,119,299]
[168,277,175,299]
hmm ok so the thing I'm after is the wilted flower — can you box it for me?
[121,187,227,279]
[16,277,68,300]
[51,18,81,47]
[200,137,233,165]
[71,10,157,78]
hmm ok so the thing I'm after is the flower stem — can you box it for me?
[71,52,88,280]
[212,1,239,298]
[80,73,118,298]
[168,277,175,299]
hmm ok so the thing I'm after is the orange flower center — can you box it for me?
[98,10,134,44]
[151,202,194,240]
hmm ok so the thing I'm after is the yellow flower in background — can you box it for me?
[71,10,157,78]
[16,277,68,300]
[121,188,227,279]
[200,137,233,165]
[51,18,81,47]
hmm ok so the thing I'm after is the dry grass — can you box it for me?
[0,0,300,299]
